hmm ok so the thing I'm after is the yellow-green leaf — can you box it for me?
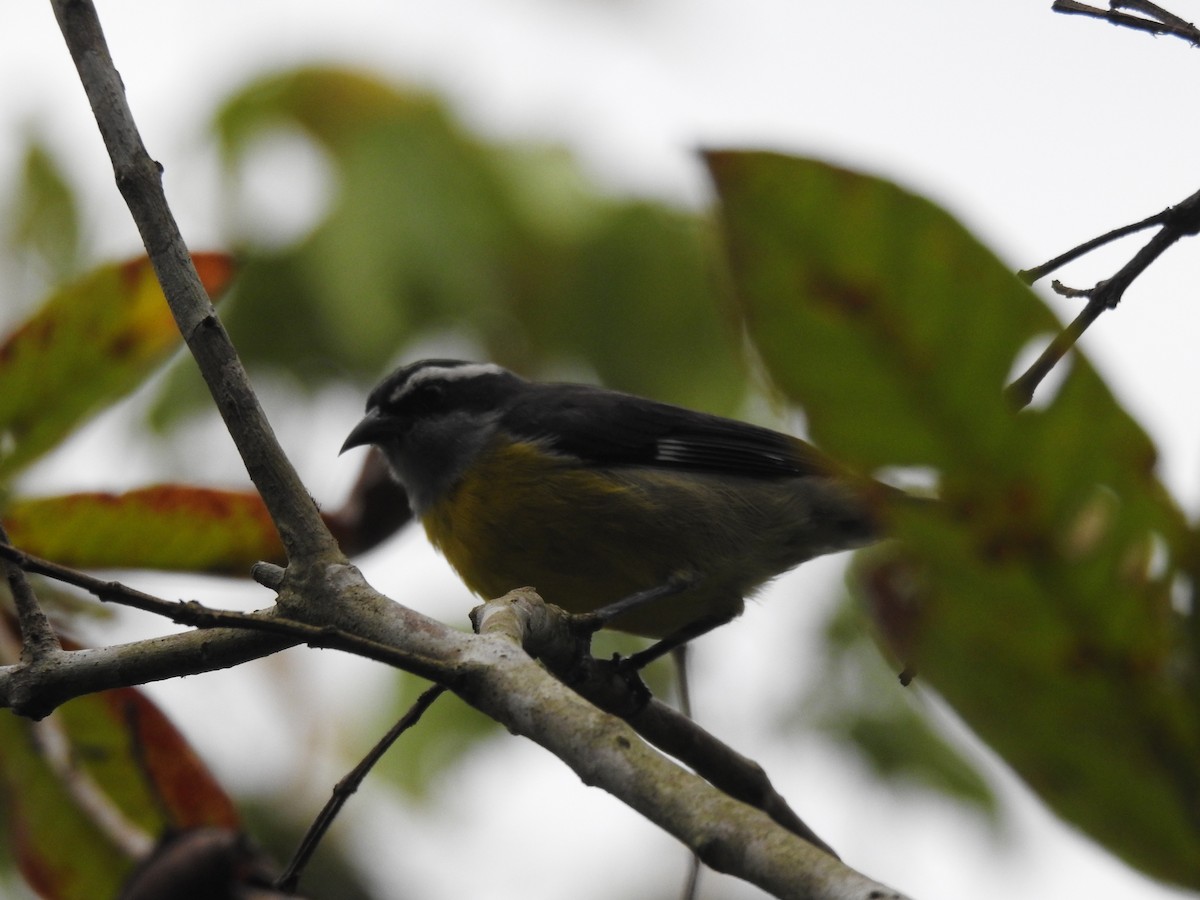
[0,678,239,900]
[3,486,282,575]
[7,141,83,280]
[0,253,235,480]
[0,709,133,899]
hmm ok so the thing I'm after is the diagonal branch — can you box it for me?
[473,590,840,856]
[48,0,335,568]
[276,683,447,893]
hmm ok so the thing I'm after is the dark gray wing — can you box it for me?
[501,382,831,480]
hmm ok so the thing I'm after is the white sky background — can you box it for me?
[2,2,1199,900]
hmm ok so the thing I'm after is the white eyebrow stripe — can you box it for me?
[388,362,508,404]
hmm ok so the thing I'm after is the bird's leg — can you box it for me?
[622,612,732,672]
[574,573,696,633]
[574,573,734,673]
[671,644,691,719]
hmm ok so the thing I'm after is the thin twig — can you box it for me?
[0,543,456,687]
[1050,279,1095,299]
[276,684,447,893]
[0,523,60,660]
[1018,208,1168,284]
[1112,0,1196,30]
[1052,0,1200,44]
[1006,185,1200,409]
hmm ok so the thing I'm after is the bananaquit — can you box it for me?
[341,359,884,641]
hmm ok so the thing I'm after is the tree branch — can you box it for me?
[1017,208,1168,286]
[3,548,837,868]
[473,589,840,857]
[3,563,911,898]
[467,592,910,900]
[0,542,460,715]
[48,0,335,567]
[1052,0,1200,45]
[2,538,911,898]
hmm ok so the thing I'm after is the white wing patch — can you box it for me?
[654,438,693,464]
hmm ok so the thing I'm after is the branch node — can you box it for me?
[1050,279,1094,299]
[250,562,286,590]
[0,531,61,660]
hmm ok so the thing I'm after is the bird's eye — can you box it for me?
[399,380,446,415]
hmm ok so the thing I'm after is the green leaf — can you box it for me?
[0,254,235,480]
[3,486,284,575]
[708,150,1050,474]
[709,150,1200,887]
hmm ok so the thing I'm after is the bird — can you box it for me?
[340,359,888,644]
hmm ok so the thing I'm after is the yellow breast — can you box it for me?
[419,440,746,636]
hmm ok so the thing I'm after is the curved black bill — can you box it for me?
[340,409,389,455]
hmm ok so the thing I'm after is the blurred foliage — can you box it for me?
[710,150,1200,888]
[150,67,744,431]
[0,61,1197,898]
[5,141,83,284]
[0,646,243,900]
[803,588,997,814]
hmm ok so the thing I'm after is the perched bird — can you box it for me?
[341,359,886,641]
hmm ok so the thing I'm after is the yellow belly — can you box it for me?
[420,441,749,637]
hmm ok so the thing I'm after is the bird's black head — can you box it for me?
[341,359,526,512]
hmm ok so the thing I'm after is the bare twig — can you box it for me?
[0,523,60,660]
[1018,208,1168,285]
[1052,0,1200,45]
[276,684,447,893]
[1006,185,1200,408]
[1112,0,1197,31]
[1050,279,1095,299]
[0,542,457,688]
